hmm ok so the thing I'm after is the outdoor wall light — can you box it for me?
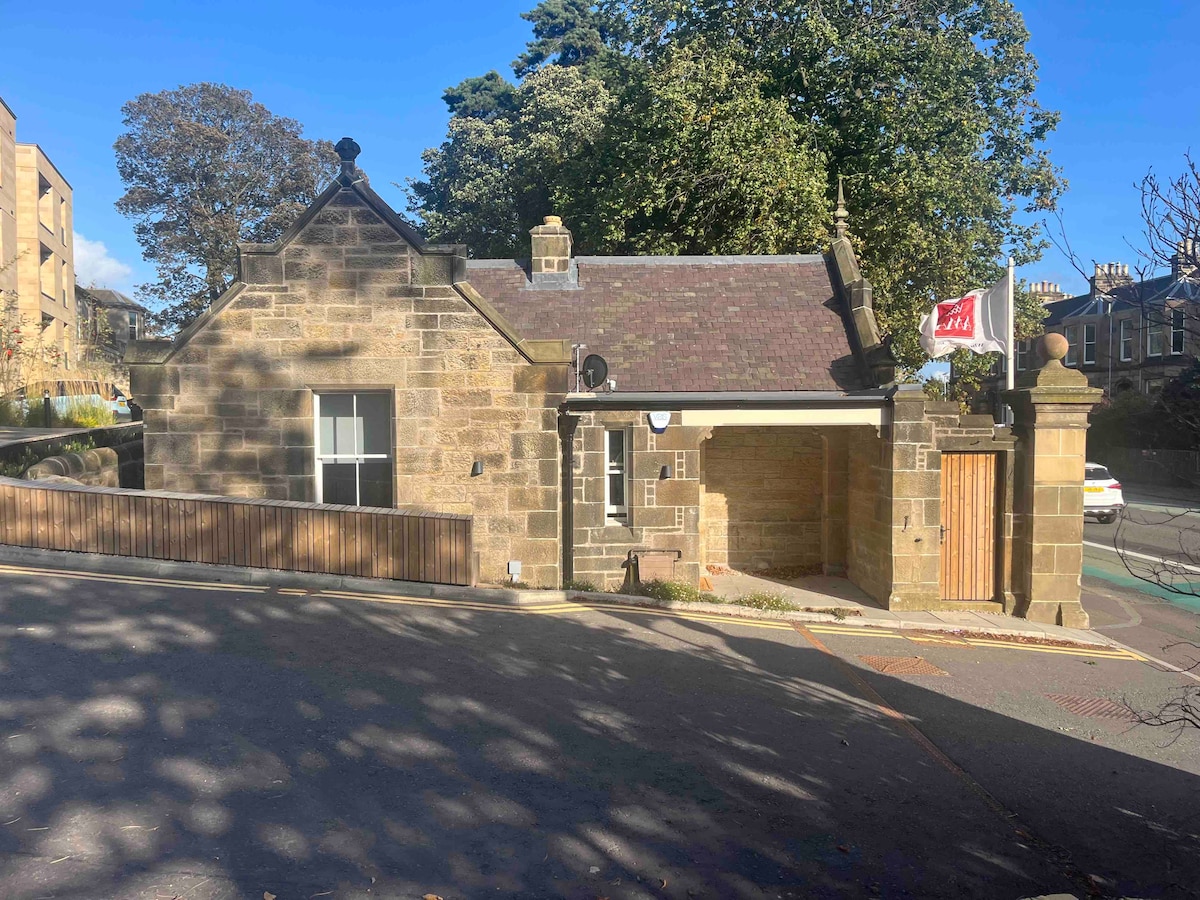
[471,460,484,477]
[660,465,673,480]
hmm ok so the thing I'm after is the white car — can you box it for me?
[1084,463,1125,524]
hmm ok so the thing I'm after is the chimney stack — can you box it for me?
[1172,239,1197,279]
[1092,261,1133,295]
[529,215,575,286]
[1030,280,1068,304]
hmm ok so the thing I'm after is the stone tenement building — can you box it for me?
[968,256,1199,406]
[130,141,1099,626]
[0,95,77,365]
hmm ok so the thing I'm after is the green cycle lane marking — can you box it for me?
[1083,564,1200,613]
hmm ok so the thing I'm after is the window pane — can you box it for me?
[608,472,625,508]
[607,430,625,468]
[318,394,354,455]
[357,393,391,455]
[358,461,393,509]
[321,463,358,505]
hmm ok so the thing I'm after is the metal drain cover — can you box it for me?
[859,655,949,676]
[1044,694,1133,720]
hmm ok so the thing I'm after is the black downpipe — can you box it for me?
[558,410,579,586]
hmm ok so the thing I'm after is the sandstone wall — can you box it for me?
[569,412,707,589]
[132,185,564,587]
[700,427,824,572]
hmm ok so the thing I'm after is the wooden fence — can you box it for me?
[0,477,474,586]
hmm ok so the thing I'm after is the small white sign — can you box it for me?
[647,411,671,432]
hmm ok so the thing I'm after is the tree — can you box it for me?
[514,0,625,78]
[417,0,1065,369]
[114,83,337,333]
[579,43,829,256]
[442,72,517,120]
[1139,152,1200,279]
[410,67,616,259]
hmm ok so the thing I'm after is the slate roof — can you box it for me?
[1042,274,1184,325]
[80,287,148,313]
[464,256,869,393]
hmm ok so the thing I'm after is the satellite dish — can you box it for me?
[581,354,609,390]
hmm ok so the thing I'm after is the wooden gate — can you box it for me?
[939,452,998,602]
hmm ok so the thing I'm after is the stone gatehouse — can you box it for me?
[129,141,1098,625]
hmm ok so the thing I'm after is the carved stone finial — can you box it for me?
[334,137,361,179]
[834,174,849,239]
[1039,332,1068,363]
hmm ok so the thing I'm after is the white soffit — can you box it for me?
[679,406,887,429]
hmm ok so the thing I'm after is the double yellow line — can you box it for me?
[0,561,1144,662]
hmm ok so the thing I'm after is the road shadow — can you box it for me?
[0,568,1196,899]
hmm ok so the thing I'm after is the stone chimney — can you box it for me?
[1029,280,1068,305]
[529,216,574,286]
[1171,239,1197,279]
[1091,262,1133,295]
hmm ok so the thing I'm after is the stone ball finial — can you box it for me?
[1039,332,1068,362]
[334,137,361,162]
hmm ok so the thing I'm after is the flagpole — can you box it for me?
[1005,257,1015,393]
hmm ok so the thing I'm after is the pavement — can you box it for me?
[701,570,1107,646]
[0,426,93,448]
[0,550,1196,899]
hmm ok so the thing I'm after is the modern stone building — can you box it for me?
[0,94,77,366]
[130,142,1097,626]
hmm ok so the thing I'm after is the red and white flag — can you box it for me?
[919,277,1011,359]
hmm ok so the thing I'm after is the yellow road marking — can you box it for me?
[0,563,268,594]
[0,562,1144,661]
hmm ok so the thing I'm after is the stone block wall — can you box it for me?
[570,412,707,589]
[132,185,564,587]
[846,425,890,602]
[700,427,824,572]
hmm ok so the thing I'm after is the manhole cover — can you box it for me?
[1044,694,1133,720]
[858,655,949,676]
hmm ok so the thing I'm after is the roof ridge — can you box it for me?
[466,253,826,268]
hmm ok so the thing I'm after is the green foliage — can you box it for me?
[632,579,701,603]
[563,577,599,592]
[0,437,95,479]
[578,42,828,255]
[413,0,1063,370]
[410,67,615,259]
[514,0,625,78]
[731,591,800,612]
[1158,360,1200,448]
[0,398,21,426]
[114,83,339,333]
[1086,387,1199,454]
[57,397,117,429]
[443,72,517,120]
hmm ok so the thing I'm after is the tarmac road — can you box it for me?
[0,555,1196,899]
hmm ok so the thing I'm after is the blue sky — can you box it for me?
[2,0,1196,301]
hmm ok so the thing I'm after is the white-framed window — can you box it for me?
[1064,325,1078,367]
[1082,323,1097,365]
[1119,319,1133,361]
[314,391,393,508]
[1015,339,1030,371]
[1171,308,1186,355]
[1148,320,1164,357]
[604,429,629,523]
